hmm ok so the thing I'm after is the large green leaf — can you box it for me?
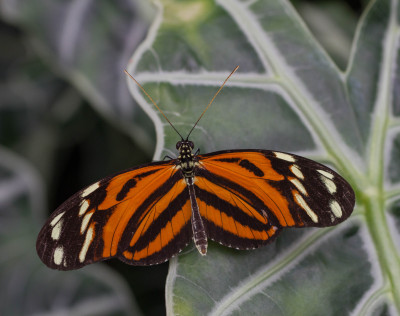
[0,0,156,154]
[0,20,148,314]
[126,0,400,314]
[0,145,142,315]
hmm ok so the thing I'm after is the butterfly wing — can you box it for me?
[36,160,192,270]
[195,150,355,249]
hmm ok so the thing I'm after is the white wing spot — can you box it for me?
[294,193,318,223]
[274,152,296,162]
[318,169,334,179]
[50,212,65,227]
[53,246,64,265]
[51,219,63,240]
[290,178,308,196]
[79,200,89,216]
[79,225,94,263]
[80,212,94,234]
[261,209,269,222]
[63,258,67,267]
[321,176,337,194]
[82,182,100,197]
[290,164,304,179]
[330,200,343,218]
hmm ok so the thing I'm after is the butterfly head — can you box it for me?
[176,140,194,152]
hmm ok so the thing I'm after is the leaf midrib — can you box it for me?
[216,0,363,182]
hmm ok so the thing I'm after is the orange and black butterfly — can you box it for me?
[37,67,355,270]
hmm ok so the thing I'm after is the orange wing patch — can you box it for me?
[101,166,181,258]
[128,186,191,259]
[198,152,295,226]
[194,172,281,250]
[129,199,191,261]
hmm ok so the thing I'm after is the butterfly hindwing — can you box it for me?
[195,150,355,249]
[195,168,281,250]
[36,160,193,270]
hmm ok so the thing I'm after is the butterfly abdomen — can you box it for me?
[186,177,208,255]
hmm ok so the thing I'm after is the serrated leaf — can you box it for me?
[125,0,400,314]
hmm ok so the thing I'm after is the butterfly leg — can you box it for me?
[185,177,207,255]
[163,155,175,161]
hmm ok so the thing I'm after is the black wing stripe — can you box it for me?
[196,167,281,226]
[128,188,190,252]
[195,185,271,230]
[120,223,192,266]
[123,170,183,233]
[205,219,281,250]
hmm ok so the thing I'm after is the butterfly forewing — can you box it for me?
[36,160,193,270]
[119,170,192,265]
[196,150,355,246]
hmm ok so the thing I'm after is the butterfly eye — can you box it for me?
[176,141,182,150]
[189,141,194,149]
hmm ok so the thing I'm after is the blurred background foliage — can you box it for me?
[0,0,367,315]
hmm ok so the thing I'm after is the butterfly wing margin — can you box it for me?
[36,160,192,270]
[196,150,355,248]
[263,150,355,226]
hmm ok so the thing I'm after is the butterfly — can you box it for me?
[36,66,355,270]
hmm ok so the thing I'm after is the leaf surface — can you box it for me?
[0,0,156,153]
[0,146,142,315]
[126,0,400,314]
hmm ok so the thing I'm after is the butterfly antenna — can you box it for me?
[186,66,239,140]
[124,69,184,140]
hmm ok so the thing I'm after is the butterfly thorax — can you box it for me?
[176,140,197,178]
